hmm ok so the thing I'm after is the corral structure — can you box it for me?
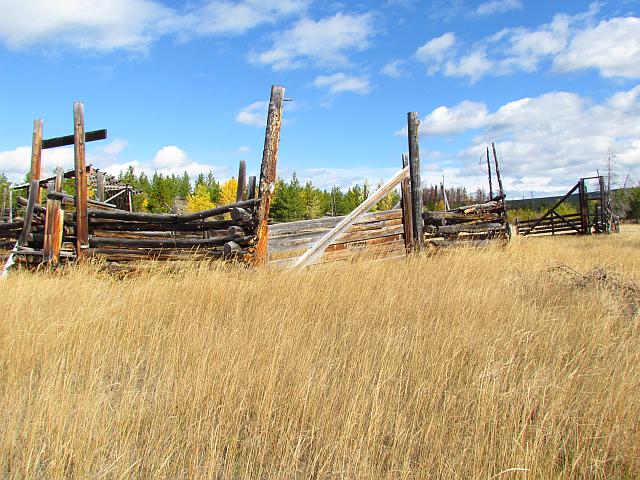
[0,84,614,273]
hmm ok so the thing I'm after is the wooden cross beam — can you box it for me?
[42,129,107,150]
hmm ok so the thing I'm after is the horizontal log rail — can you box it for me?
[89,234,255,249]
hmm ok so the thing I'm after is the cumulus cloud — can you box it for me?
[412,3,640,82]
[235,101,268,127]
[399,85,640,196]
[250,12,374,70]
[380,59,406,78]
[0,0,310,52]
[313,73,371,95]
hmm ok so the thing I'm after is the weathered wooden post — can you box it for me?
[247,176,257,200]
[43,167,65,265]
[17,179,40,247]
[578,178,590,235]
[30,119,43,204]
[0,187,7,220]
[254,85,285,266]
[407,112,424,250]
[491,142,504,198]
[96,171,105,202]
[73,102,89,260]
[486,146,493,199]
[400,153,414,251]
[236,160,247,202]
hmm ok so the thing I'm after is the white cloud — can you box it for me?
[403,85,640,196]
[286,166,398,190]
[444,49,493,83]
[235,101,268,127]
[153,145,189,168]
[313,73,371,95]
[250,12,374,70]
[415,32,456,74]
[380,59,406,78]
[236,145,251,154]
[0,0,310,52]
[476,0,523,16]
[554,16,640,78]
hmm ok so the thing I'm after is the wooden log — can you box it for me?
[248,176,257,200]
[223,241,241,258]
[48,191,117,209]
[486,146,493,199]
[88,235,256,249]
[254,85,285,266]
[74,102,89,259]
[96,171,105,202]
[230,207,252,223]
[236,160,247,202]
[407,112,424,249]
[491,142,504,199]
[88,198,259,223]
[17,179,39,247]
[400,153,414,251]
[227,225,245,237]
[269,209,403,236]
[29,119,44,204]
[42,168,65,265]
[1,187,8,220]
[0,221,23,232]
[434,222,503,235]
[293,166,409,269]
[42,129,107,149]
[88,219,238,232]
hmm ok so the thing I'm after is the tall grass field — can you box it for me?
[1,227,639,478]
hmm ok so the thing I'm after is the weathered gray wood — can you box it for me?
[429,222,503,235]
[407,112,424,249]
[255,85,285,265]
[293,166,409,268]
[42,167,65,265]
[30,119,44,204]
[486,146,493,199]
[248,176,257,200]
[0,187,7,220]
[223,241,241,258]
[522,182,580,235]
[89,235,255,249]
[88,219,238,232]
[42,129,107,149]
[96,171,105,202]
[269,209,403,235]
[400,153,414,251]
[491,142,504,199]
[88,198,259,223]
[230,207,252,223]
[48,191,117,209]
[227,225,245,237]
[17,179,40,247]
[236,160,247,202]
[74,102,89,259]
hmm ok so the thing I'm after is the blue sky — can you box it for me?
[0,0,638,197]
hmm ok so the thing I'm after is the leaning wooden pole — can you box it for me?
[254,85,285,266]
[73,102,89,260]
[491,142,504,199]
[407,112,424,250]
[30,119,43,204]
[486,146,493,199]
[400,154,414,251]
[236,160,247,202]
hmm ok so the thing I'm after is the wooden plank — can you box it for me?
[269,209,402,236]
[42,129,107,149]
[42,168,65,265]
[30,119,44,204]
[88,219,236,232]
[407,112,424,250]
[236,160,247,202]
[74,102,89,260]
[254,85,285,266]
[96,171,105,202]
[89,234,255,249]
[400,153,414,251]
[293,166,409,268]
[17,179,40,247]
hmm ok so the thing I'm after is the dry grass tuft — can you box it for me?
[0,227,639,478]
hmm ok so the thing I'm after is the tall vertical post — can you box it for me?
[8,189,12,223]
[30,119,43,204]
[96,171,105,202]
[0,187,7,220]
[400,154,414,252]
[254,85,285,266]
[491,142,504,198]
[17,179,39,247]
[486,146,493,199]
[73,102,89,260]
[236,160,247,202]
[247,176,257,200]
[578,179,590,235]
[407,112,424,250]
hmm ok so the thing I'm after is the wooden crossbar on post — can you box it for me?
[254,85,285,266]
[30,119,43,204]
[407,112,424,250]
[42,129,107,150]
[74,102,89,260]
[293,166,410,269]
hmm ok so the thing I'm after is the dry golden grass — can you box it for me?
[1,227,639,479]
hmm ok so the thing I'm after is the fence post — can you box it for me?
[247,176,257,200]
[74,102,89,260]
[407,112,424,250]
[43,167,65,265]
[486,146,493,199]
[491,142,504,199]
[236,160,247,202]
[96,171,105,202]
[400,153,414,252]
[254,85,285,266]
[0,187,7,220]
[17,179,40,247]
[30,119,43,204]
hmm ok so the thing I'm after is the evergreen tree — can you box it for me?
[178,171,191,198]
[206,171,221,204]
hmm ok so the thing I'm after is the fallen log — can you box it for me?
[88,234,255,249]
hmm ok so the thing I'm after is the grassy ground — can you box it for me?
[0,227,638,479]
